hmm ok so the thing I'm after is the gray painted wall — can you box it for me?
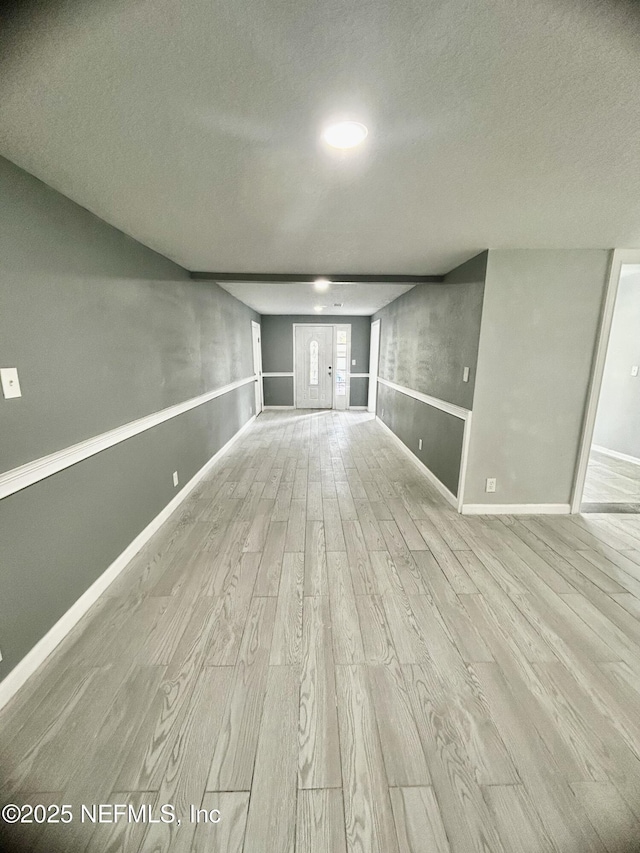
[349,376,369,407]
[377,384,464,496]
[262,376,294,407]
[592,272,640,459]
[0,156,257,681]
[373,252,487,409]
[464,249,610,506]
[0,385,253,679]
[370,253,487,494]
[260,315,370,407]
[0,158,256,473]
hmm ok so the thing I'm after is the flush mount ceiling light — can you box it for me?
[313,305,325,312]
[314,278,330,291]
[322,121,368,149]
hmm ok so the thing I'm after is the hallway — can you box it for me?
[3,410,640,852]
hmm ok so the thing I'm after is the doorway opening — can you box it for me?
[251,320,263,416]
[293,323,351,409]
[368,318,381,413]
[573,252,640,512]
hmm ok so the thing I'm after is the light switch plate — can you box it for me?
[1,368,21,399]
[463,366,470,382]
[632,366,639,377]
[352,359,356,366]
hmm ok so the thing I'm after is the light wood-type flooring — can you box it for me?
[583,448,640,509]
[4,410,640,852]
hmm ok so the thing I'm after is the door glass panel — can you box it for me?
[309,340,319,385]
[337,330,347,344]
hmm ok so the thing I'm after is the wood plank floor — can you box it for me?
[583,448,640,507]
[3,410,640,851]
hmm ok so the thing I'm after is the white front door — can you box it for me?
[295,325,334,409]
[251,321,263,414]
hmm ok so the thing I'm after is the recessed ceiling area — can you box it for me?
[216,280,416,315]
[1,0,639,274]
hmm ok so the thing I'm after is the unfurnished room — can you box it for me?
[2,1,640,852]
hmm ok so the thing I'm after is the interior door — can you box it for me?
[295,325,333,408]
[251,321,263,414]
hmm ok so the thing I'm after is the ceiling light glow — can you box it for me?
[322,121,368,149]
[314,305,325,312]
[314,278,330,291]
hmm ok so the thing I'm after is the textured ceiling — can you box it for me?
[1,0,639,275]
[217,280,416,315]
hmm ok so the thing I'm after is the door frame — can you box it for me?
[292,323,352,410]
[368,318,381,413]
[570,249,640,512]
[251,320,263,415]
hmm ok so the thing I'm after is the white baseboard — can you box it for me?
[349,406,368,410]
[461,503,570,515]
[262,405,295,410]
[375,416,458,510]
[0,414,256,713]
[592,444,640,467]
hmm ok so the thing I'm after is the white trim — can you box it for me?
[368,319,381,413]
[376,415,458,509]
[0,376,255,501]
[350,373,370,378]
[377,377,471,422]
[262,372,294,378]
[263,405,295,410]
[349,406,368,410]
[251,320,263,415]
[592,444,640,467]
[461,503,570,515]
[0,414,257,712]
[457,412,473,512]
[571,249,640,513]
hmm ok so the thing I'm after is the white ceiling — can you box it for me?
[217,280,416,315]
[1,0,640,275]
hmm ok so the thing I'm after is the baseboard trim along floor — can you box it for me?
[375,415,458,509]
[461,503,571,515]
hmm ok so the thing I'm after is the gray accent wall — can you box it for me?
[377,384,464,496]
[349,377,369,407]
[260,315,371,407]
[373,252,487,410]
[464,249,610,506]
[262,376,294,407]
[371,253,487,493]
[592,272,640,459]
[0,385,253,679]
[0,156,257,682]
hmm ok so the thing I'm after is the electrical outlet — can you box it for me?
[632,366,639,377]
[172,471,179,487]
[463,366,470,382]
[381,408,384,417]
[250,405,253,414]
[1,367,22,399]
[486,477,496,493]
[418,438,423,450]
